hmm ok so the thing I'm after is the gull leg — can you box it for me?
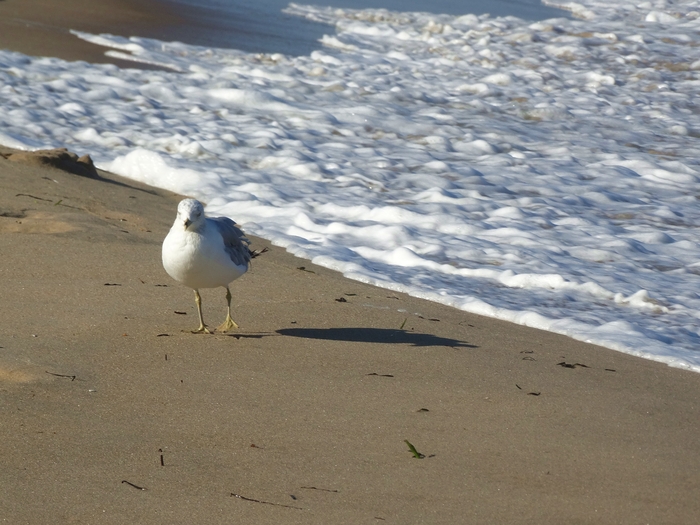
[216,286,240,332]
[191,289,211,334]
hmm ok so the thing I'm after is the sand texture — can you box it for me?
[2,147,700,524]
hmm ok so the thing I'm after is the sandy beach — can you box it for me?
[2,1,700,523]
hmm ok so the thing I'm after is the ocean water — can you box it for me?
[161,0,568,55]
[1,0,700,371]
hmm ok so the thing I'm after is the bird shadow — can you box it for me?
[275,327,476,348]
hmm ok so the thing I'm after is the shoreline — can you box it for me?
[0,0,330,65]
[2,147,700,522]
[0,0,189,67]
[1,2,690,368]
[0,0,571,66]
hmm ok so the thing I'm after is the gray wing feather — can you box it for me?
[209,217,252,267]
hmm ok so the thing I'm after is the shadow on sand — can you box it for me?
[276,327,476,348]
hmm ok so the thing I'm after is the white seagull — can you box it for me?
[162,198,260,333]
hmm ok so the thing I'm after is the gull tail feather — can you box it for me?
[249,247,269,259]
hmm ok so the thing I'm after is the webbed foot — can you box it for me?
[216,314,239,333]
[191,324,212,334]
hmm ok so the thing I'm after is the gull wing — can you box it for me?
[209,216,252,267]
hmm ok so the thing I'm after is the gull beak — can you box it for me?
[184,218,192,228]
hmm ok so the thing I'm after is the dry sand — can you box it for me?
[2,150,700,525]
[1,2,700,522]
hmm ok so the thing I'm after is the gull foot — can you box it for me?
[191,325,212,334]
[216,315,239,333]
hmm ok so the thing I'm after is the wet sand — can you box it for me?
[0,0,329,63]
[1,1,700,522]
[0,0,186,67]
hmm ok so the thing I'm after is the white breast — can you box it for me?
[162,223,247,289]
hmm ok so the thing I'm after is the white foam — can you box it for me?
[1,1,700,371]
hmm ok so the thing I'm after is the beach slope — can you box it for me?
[2,147,700,523]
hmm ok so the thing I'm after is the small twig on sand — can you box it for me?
[45,371,76,381]
[122,480,146,491]
[300,486,339,493]
[231,493,303,510]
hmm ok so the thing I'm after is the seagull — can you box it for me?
[162,198,262,333]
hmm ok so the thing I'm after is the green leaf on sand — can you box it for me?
[404,439,425,459]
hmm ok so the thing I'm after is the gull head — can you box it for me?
[177,198,205,230]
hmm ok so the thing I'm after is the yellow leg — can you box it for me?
[192,289,211,334]
[216,286,240,332]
